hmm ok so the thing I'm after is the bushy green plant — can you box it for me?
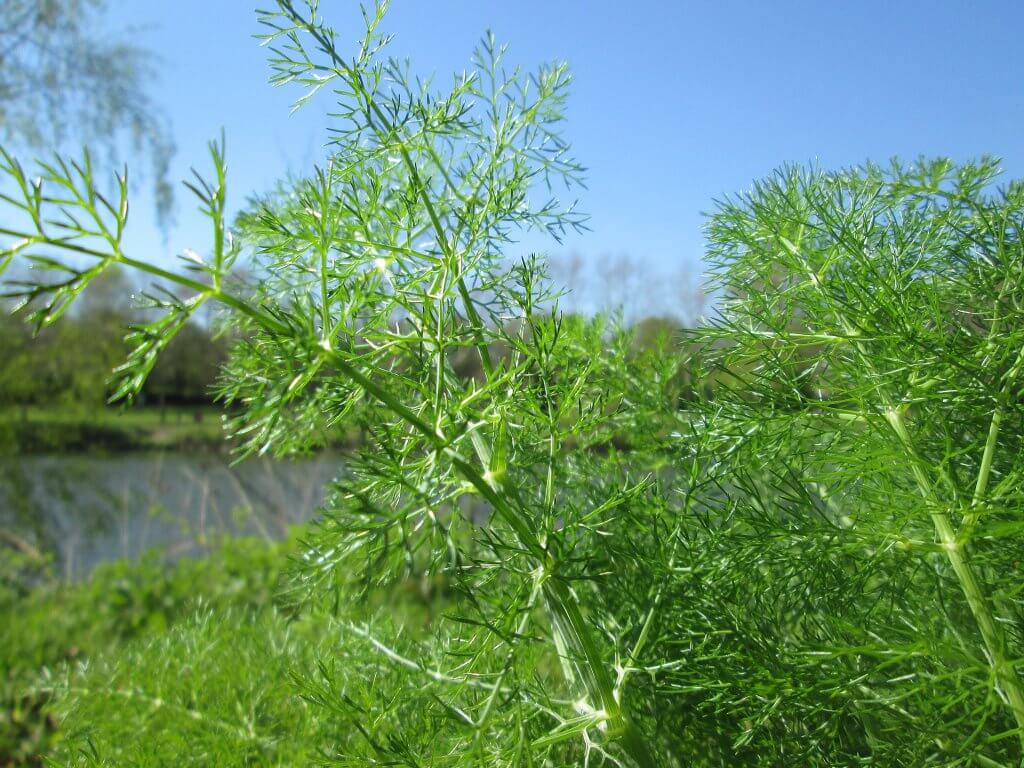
[53,609,342,767]
[675,160,1024,765]
[3,2,1024,765]
[2,3,667,763]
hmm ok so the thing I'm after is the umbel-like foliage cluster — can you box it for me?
[675,161,1024,765]
[2,2,1024,766]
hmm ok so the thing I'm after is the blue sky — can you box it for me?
[105,1,1024,314]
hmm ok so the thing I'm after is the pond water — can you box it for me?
[0,452,342,580]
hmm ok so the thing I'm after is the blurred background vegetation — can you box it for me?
[0,267,230,454]
[0,257,699,456]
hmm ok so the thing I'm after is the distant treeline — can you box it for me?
[0,269,229,411]
[1,267,694,413]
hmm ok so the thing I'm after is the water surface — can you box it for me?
[0,452,341,579]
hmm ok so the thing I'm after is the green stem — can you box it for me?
[971,406,1003,509]
[545,578,658,768]
[288,17,654,762]
[885,408,1024,746]
[962,344,1024,539]
[785,229,1024,750]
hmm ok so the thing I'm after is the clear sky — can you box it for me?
[104,1,1024,314]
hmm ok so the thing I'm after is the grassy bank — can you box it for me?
[0,407,370,456]
[0,406,226,455]
[0,531,297,764]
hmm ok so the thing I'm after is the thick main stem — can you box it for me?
[788,218,1024,748]
[885,408,1024,745]
[288,17,655,761]
[545,578,658,768]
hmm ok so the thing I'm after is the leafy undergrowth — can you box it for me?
[1,533,290,764]
[0,530,444,766]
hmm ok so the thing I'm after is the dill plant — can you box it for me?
[4,2,1024,766]
[1,2,673,764]
[676,160,1024,765]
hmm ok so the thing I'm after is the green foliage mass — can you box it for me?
[675,160,1024,765]
[2,2,1024,766]
[1,533,305,764]
[1,532,482,766]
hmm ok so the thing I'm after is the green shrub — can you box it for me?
[53,609,339,767]
[3,3,1024,765]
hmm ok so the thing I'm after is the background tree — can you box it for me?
[0,0,175,225]
[145,323,229,414]
[0,267,226,412]
[0,312,35,416]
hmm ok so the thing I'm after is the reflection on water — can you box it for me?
[0,453,341,580]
